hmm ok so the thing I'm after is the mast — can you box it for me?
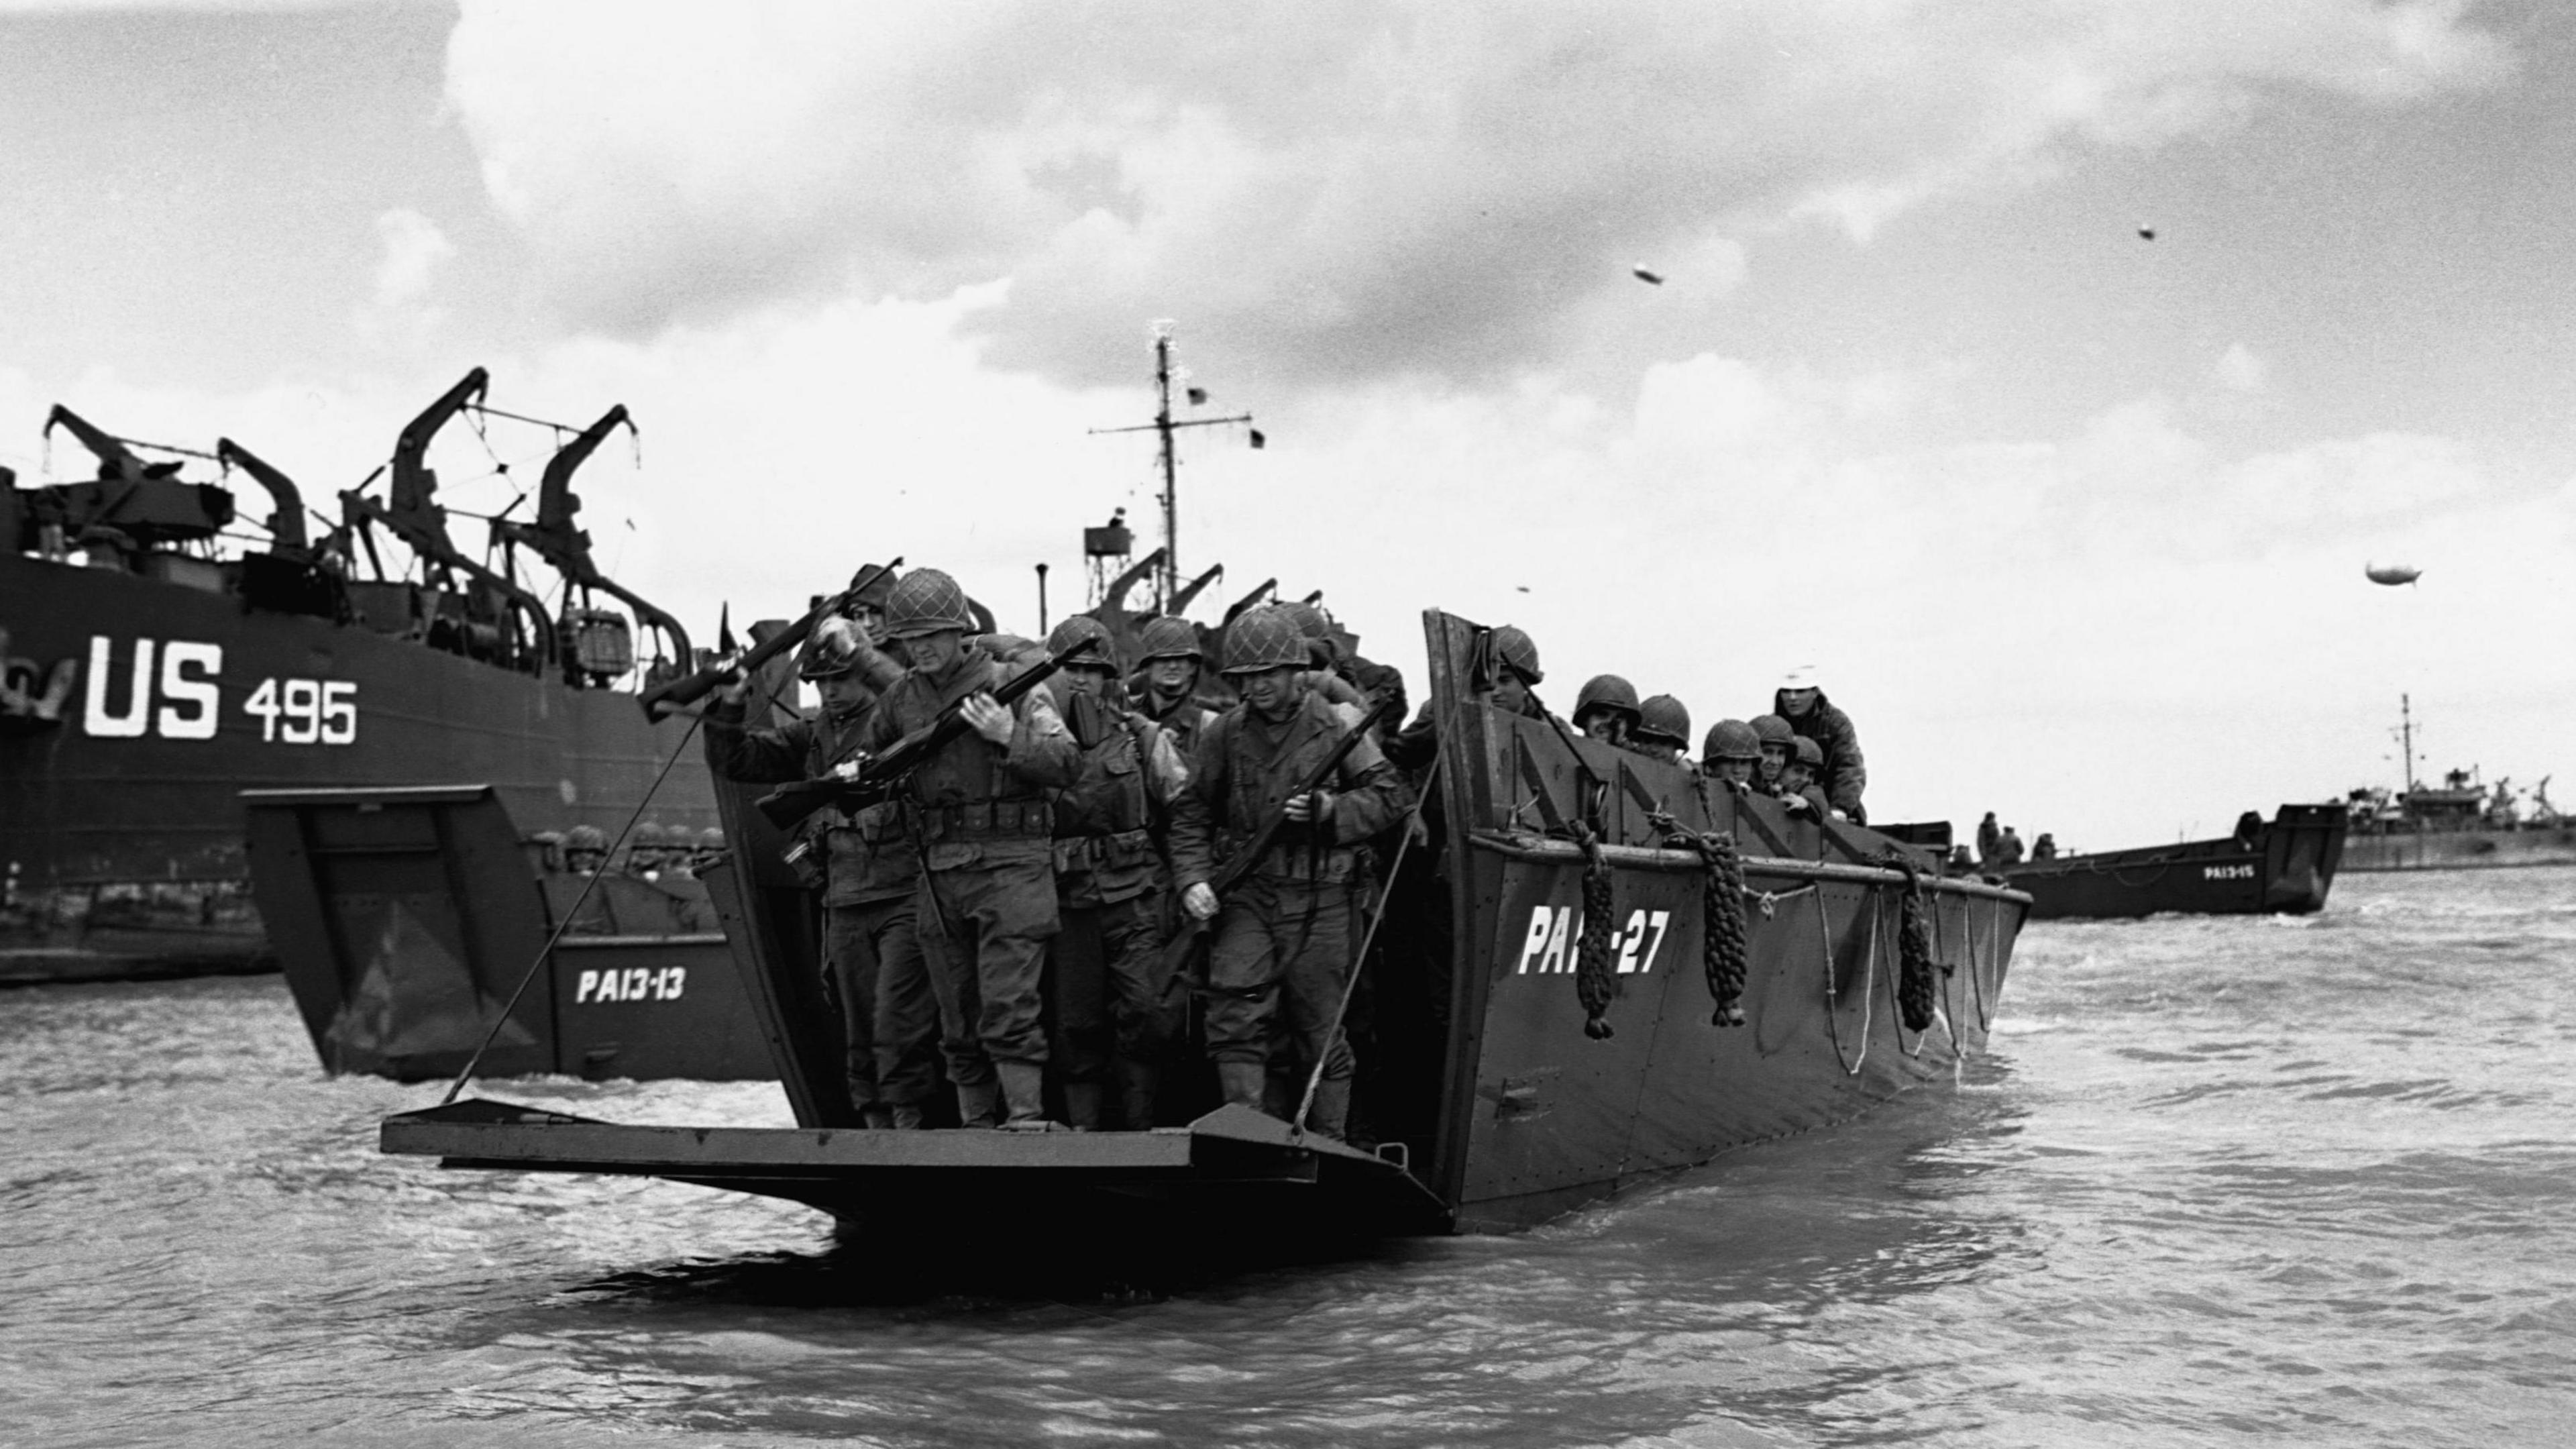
[1088,322,1257,614]
[1153,331,1178,608]
[2399,694,2417,796]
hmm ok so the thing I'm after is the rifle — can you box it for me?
[637,558,900,721]
[1163,694,1400,973]
[753,633,1100,830]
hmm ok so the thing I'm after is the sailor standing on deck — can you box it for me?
[863,568,1081,1130]
[1774,664,1867,825]
[1040,615,1195,1130]
[1169,605,1409,1140]
[706,614,940,1127]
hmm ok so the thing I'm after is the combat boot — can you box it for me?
[996,1059,1058,1131]
[1216,1059,1268,1110]
[1116,1060,1159,1130]
[859,1102,895,1130]
[955,1076,1003,1128]
[1305,1075,1352,1141]
[1061,1079,1104,1132]
[890,1102,927,1130]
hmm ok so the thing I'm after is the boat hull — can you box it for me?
[242,784,769,1083]
[1999,804,2347,919]
[378,608,2025,1244]
[0,551,716,982]
[2341,825,2576,872]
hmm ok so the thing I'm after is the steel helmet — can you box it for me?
[1283,600,1330,640]
[1792,736,1823,767]
[696,826,726,849]
[1045,614,1113,669]
[1572,674,1640,727]
[1220,605,1307,676]
[1703,719,1762,763]
[1137,615,1201,663]
[1750,714,1794,750]
[797,614,868,680]
[632,822,668,849]
[881,568,977,640]
[1636,694,1691,745]
[1491,625,1542,684]
[564,824,608,853]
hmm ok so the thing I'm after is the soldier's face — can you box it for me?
[1492,672,1530,713]
[816,672,871,714]
[1782,763,1811,790]
[1064,665,1109,698]
[1780,687,1819,715]
[907,629,964,674]
[1240,665,1300,714]
[1759,743,1788,779]
[1147,657,1196,695]
[1716,759,1755,785]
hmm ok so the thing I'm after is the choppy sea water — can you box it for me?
[5,869,2573,1448]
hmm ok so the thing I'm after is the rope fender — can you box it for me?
[1574,826,1617,1039]
[1660,825,1751,1027]
[1878,849,1943,1034]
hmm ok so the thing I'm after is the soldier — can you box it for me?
[1701,719,1761,790]
[1749,714,1795,794]
[1778,735,1831,816]
[1041,616,1194,1129]
[1285,598,1408,724]
[2032,832,2059,861]
[1572,674,1641,749]
[1169,605,1407,1140]
[1775,664,1867,825]
[864,568,1081,1130]
[1387,624,1543,771]
[1132,614,1216,759]
[691,826,727,871]
[562,823,608,875]
[1633,695,1692,767]
[624,822,669,879]
[706,615,937,1128]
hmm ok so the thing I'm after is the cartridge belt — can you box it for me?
[912,799,1055,841]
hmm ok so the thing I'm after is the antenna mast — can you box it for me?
[1088,321,1258,613]
[2397,694,2417,796]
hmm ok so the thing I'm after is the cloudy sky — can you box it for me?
[5,0,2571,847]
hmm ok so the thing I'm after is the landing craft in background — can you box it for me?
[2365,564,2422,586]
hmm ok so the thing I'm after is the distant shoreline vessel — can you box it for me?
[2341,696,2573,873]
[1998,804,2347,918]
[1,372,717,984]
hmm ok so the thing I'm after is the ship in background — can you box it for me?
[2341,696,2575,873]
[1,370,717,983]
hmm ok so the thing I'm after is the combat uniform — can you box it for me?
[865,571,1079,1127]
[1046,665,1196,1129]
[706,629,937,1126]
[1774,686,1867,824]
[1169,608,1409,1139]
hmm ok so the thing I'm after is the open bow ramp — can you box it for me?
[382,1097,1450,1239]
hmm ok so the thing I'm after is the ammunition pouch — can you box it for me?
[912,798,1055,843]
[1053,826,1161,906]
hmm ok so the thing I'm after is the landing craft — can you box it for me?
[2365,563,2422,586]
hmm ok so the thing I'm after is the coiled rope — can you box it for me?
[1878,851,1944,1038]
[1654,822,1751,1027]
[1574,824,1617,1040]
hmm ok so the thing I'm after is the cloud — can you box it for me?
[443,0,2510,388]
[370,208,453,310]
[2215,341,2267,392]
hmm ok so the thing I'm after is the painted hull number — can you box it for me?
[1514,906,1672,975]
[576,966,687,1004]
[2202,864,2256,881]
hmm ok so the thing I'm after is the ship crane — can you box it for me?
[338,368,555,674]
[492,405,693,686]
